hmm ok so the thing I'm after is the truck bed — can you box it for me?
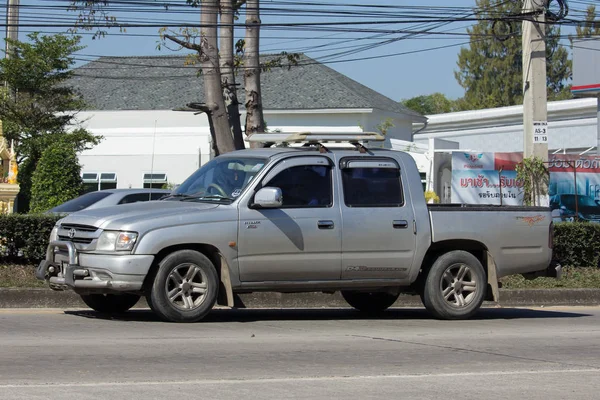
[427,204,552,278]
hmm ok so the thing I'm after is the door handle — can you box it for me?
[393,220,408,229]
[318,220,335,229]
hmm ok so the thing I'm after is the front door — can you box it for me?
[237,156,342,282]
[338,157,416,280]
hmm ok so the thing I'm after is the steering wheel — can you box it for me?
[207,183,228,197]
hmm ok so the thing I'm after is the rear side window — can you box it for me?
[341,162,403,207]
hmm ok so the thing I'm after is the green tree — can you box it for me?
[0,33,100,212]
[454,0,571,110]
[516,156,549,207]
[401,93,458,115]
[30,141,83,213]
[575,5,600,37]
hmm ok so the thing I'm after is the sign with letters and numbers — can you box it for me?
[533,121,548,143]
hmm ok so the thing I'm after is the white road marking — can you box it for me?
[2,368,599,389]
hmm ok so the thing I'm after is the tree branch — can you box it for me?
[233,0,247,10]
[163,34,202,52]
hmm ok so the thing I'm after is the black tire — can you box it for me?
[422,250,486,320]
[341,291,399,313]
[148,250,219,323]
[80,293,141,313]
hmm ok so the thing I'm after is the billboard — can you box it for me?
[548,155,600,223]
[451,151,600,222]
[451,152,524,206]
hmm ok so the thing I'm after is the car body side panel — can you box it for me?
[428,207,552,277]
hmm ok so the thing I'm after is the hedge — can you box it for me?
[552,222,600,269]
[0,215,599,268]
[0,214,61,263]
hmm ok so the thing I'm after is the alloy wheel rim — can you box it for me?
[165,263,208,311]
[439,263,477,308]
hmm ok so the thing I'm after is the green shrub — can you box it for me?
[553,222,600,268]
[0,214,61,263]
[30,142,83,213]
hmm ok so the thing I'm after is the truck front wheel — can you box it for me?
[80,293,140,314]
[422,250,486,320]
[341,291,399,313]
[148,250,219,323]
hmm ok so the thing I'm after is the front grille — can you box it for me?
[58,224,99,245]
[57,235,93,244]
[60,224,98,232]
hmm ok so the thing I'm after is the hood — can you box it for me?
[58,200,222,231]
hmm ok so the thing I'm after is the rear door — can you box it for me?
[338,157,416,280]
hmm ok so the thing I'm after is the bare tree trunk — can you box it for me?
[244,0,266,145]
[201,0,235,155]
[220,0,245,150]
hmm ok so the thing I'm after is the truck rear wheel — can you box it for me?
[341,291,399,313]
[80,293,140,314]
[422,250,486,320]
[148,250,218,323]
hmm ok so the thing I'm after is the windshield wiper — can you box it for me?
[159,193,198,200]
[180,194,233,202]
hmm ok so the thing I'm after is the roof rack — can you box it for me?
[247,131,385,145]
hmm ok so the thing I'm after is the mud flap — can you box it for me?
[485,252,500,303]
[217,254,235,308]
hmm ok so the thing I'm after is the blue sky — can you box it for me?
[4,0,580,102]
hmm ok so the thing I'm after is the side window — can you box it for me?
[342,166,403,207]
[151,192,167,200]
[118,193,154,204]
[267,165,332,208]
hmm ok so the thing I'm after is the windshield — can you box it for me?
[49,191,112,213]
[561,195,599,208]
[170,157,267,202]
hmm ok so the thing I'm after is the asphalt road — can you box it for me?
[1,306,600,399]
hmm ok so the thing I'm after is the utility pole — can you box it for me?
[522,0,548,161]
[4,0,19,95]
[4,0,19,57]
[522,0,549,206]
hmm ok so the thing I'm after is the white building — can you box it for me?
[405,98,600,203]
[413,98,600,155]
[70,54,426,191]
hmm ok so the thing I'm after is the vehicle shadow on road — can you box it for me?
[64,306,593,323]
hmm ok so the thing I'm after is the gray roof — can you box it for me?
[68,54,423,119]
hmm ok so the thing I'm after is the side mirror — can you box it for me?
[253,187,283,208]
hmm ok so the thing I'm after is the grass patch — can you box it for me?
[0,264,45,288]
[1,264,600,289]
[500,267,600,289]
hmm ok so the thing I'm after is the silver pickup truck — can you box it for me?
[36,132,559,322]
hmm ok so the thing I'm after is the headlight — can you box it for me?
[49,226,59,242]
[97,231,138,252]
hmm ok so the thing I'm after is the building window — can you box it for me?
[82,172,118,193]
[100,173,117,190]
[420,172,427,192]
[82,173,98,194]
[143,173,167,189]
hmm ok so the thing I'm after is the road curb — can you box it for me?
[1,288,600,309]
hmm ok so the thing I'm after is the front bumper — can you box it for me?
[35,240,154,293]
